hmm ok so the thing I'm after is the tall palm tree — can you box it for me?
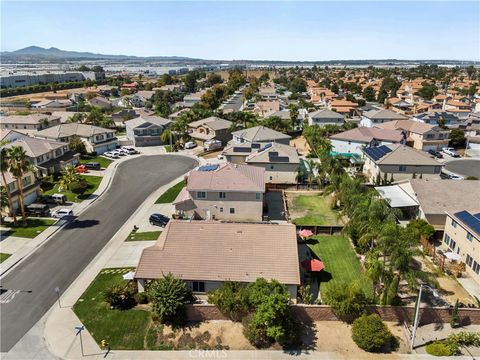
[7,146,31,225]
[0,185,9,221]
[0,148,16,224]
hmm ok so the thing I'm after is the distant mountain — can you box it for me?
[1,46,197,61]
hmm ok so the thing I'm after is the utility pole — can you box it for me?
[54,287,61,308]
[75,326,85,356]
[410,284,423,351]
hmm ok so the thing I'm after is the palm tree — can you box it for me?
[58,166,82,191]
[0,185,8,222]
[0,148,16,224]
[7,146,31,225]
[160,128,176,146]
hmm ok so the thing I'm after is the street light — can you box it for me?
[410,283,439,351]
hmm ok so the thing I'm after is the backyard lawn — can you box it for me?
[155,180,185,204]
[79,155,113,169]
[125,231,161,241]
[308,235,372,297]
[289,193,341,226]
[1,218,56,238]
[0,253,11,263]
[73,268,151,350]
[43,175,103,203]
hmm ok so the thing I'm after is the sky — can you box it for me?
[1,1,479,61]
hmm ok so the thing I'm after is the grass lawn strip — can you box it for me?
[79,155,113,169]
[1,218,56,238]
[125,231,161,242]
[308,235,372,297]
[43,175,103,203]
[0,253,11,263]
[73,268,151,350]
[155,180,185,204]
[290,193,341,226]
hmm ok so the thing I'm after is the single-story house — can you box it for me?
[88,96,112,110]
[0,114,61,132]
[230,125,291,146]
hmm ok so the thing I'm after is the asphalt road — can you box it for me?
[444,159,480,178]
[0,155,197,352]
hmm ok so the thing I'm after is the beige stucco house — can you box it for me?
[0,170,41,213]
[187,116,232,146]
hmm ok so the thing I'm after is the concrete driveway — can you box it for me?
[0,155,197,352]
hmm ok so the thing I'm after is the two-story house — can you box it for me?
[3,136,79,176]
[88,96,112,110]
[413,111,460,127]
[0,169,41,213]
[0,114,61,134]
[187,116,233,146]
[308,109,345,127]
[362,144,443,183]
[125,115,172,147]
[360,109,408,128]
[230,125,291,146]
[173,163,265,222]
[35,123,117,154]
[376,120,450,151]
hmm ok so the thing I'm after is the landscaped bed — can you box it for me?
[308,235,372,297]
[125,231,161,242]
[1,218,56,238]
[155,180,185,204]
[43,175,103,203]
[79,155,113,169]
[0,253,11,263]
[287,192,341,226]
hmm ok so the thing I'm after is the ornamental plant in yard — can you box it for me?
[323,281,368,321]
[425,341,458,357]
[351,314,398,352]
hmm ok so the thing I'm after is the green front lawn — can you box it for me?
[308,235,372,296]
[290,193,341,226]
[155,180,185,204]
[43,175,103,203]
[125,231,161,242]
[1,218,56,238]
[0,253,11,263]
[79,155,113,169]
[73,268,151,350]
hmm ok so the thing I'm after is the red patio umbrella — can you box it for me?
[298,229,314,238]
[301,259,325,272]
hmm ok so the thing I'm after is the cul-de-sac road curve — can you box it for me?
[0,155,197,352]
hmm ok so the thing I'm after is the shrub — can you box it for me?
[134,292,150,304]
[207,281,250,321]
[451,299,460,328]
[298,284,315,304]
[447,331,480,347]
[351,314,397,352]
[425,341,458,356]
[242,314,272,348]
[148,273,192,326]
[103,283,136,309]
[323,282,369,321]
[70,180,89,195]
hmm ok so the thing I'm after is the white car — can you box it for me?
[112,149,126,156]
[51,208,73,218]
[117,149,130,156]
[184,141,197,149]
[442,147,460,157]
[104,151,119,159]
[121,146,138,154]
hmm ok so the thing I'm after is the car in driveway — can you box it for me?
[75,164,89,173]
[184,141,197,149]
[427,149,443,158]
[51,208,74,218]
[442,147,460,157]
[84,162,101,170]
[440,172,464,180]
[121,146,138,154]
[104,151,119,159]
[149,213,170,227]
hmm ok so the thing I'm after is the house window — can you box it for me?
[270,165,274,170]
[467,255,473,268]
[451,219,457,228]
[219,207,224,213]
[444,234,450,246]
[434,166,441,174]
[22,176,31,186]
[255,193,261,200]
[449,239,457,252]
[467,232,474,242]
[197,191,206,199]
[398,165,407,172]
[192,281,205,293]
[473,261,480,275]
[229,208,235,214]
[219,192,226,199]
[269,176,273,181]
[8,183,15,192]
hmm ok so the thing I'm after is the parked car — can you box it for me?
[121,146,138,155]
[25,203,50,217]
[49,193,67,205]
[84,162,101,170]
[440,172,464,180]
[75,164,89,173]
[104,151,119,159]
[184,141,197,149]
[427,149,443,158]
[149,213,170,227]
[118,148,130,156]
[51,208,74,218]
[442,147,460,157]
[203,139,222,152]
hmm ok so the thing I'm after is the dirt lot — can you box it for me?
[290,136,310,155]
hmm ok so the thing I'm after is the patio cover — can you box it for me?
[301,259,325,272]
[375,185,419,208]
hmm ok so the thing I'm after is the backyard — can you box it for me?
[125,231,161,242]
[155,180,185,204]
[308,235,373,297]
[0,218,56,238]
[43,175,103,203]
[79,155,113,169]
[287,191,341,226]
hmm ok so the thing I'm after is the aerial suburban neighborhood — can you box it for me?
[0,1,480,360]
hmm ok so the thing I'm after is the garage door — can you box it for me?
[23,191,38,206]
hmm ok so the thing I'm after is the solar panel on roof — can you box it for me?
[232,147,251,153]
[198,164,219,171]
[251,143,261,149]
[364,145,392,161]
[454,210,480,236]
[268,151,279,157]
[269,156,290,162]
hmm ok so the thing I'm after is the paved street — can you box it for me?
[0,155,197,352]
[444,159,480,178]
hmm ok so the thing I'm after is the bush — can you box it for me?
[148,273,192,326]
[425,341,458,356]
[242,314,272,348]
[207,281,250,321]
[323,282,369,321]
[103,283,136,309]
[70,180,89,195]
[351,314,397,352]
[451,299,460,328]
[447,331,480,347]
[134,292,150,304]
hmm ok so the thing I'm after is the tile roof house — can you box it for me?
[376,119,450,151]
[231,126,291,146]
[35,123,117,154]
[188,116,233,146]
[135,220,300,298]
[360,109,408,128]
[413,111,460,127]
[308,109,345,127]
[173,163,265,222]
[0,169,40,213]
[88,96,112,110]
[125,115,172,147]
[329,99,358,116]
[330,127,406,156]
[253,100,281,117]
[0,114,61,133]
[362,144,443,183]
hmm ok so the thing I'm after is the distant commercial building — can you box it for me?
[0,71,103,88]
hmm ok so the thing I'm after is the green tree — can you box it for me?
[58,166,82,191]
[208,281,250,321]
[69,135,87,154]
[415,82,438,100]
[449,128,466,148]
[7,146,32,225]
[351,314,397,352]
[205,73,223,87]
[0,148,15,222]
[322,281,369,320]
[362,86,376,101]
